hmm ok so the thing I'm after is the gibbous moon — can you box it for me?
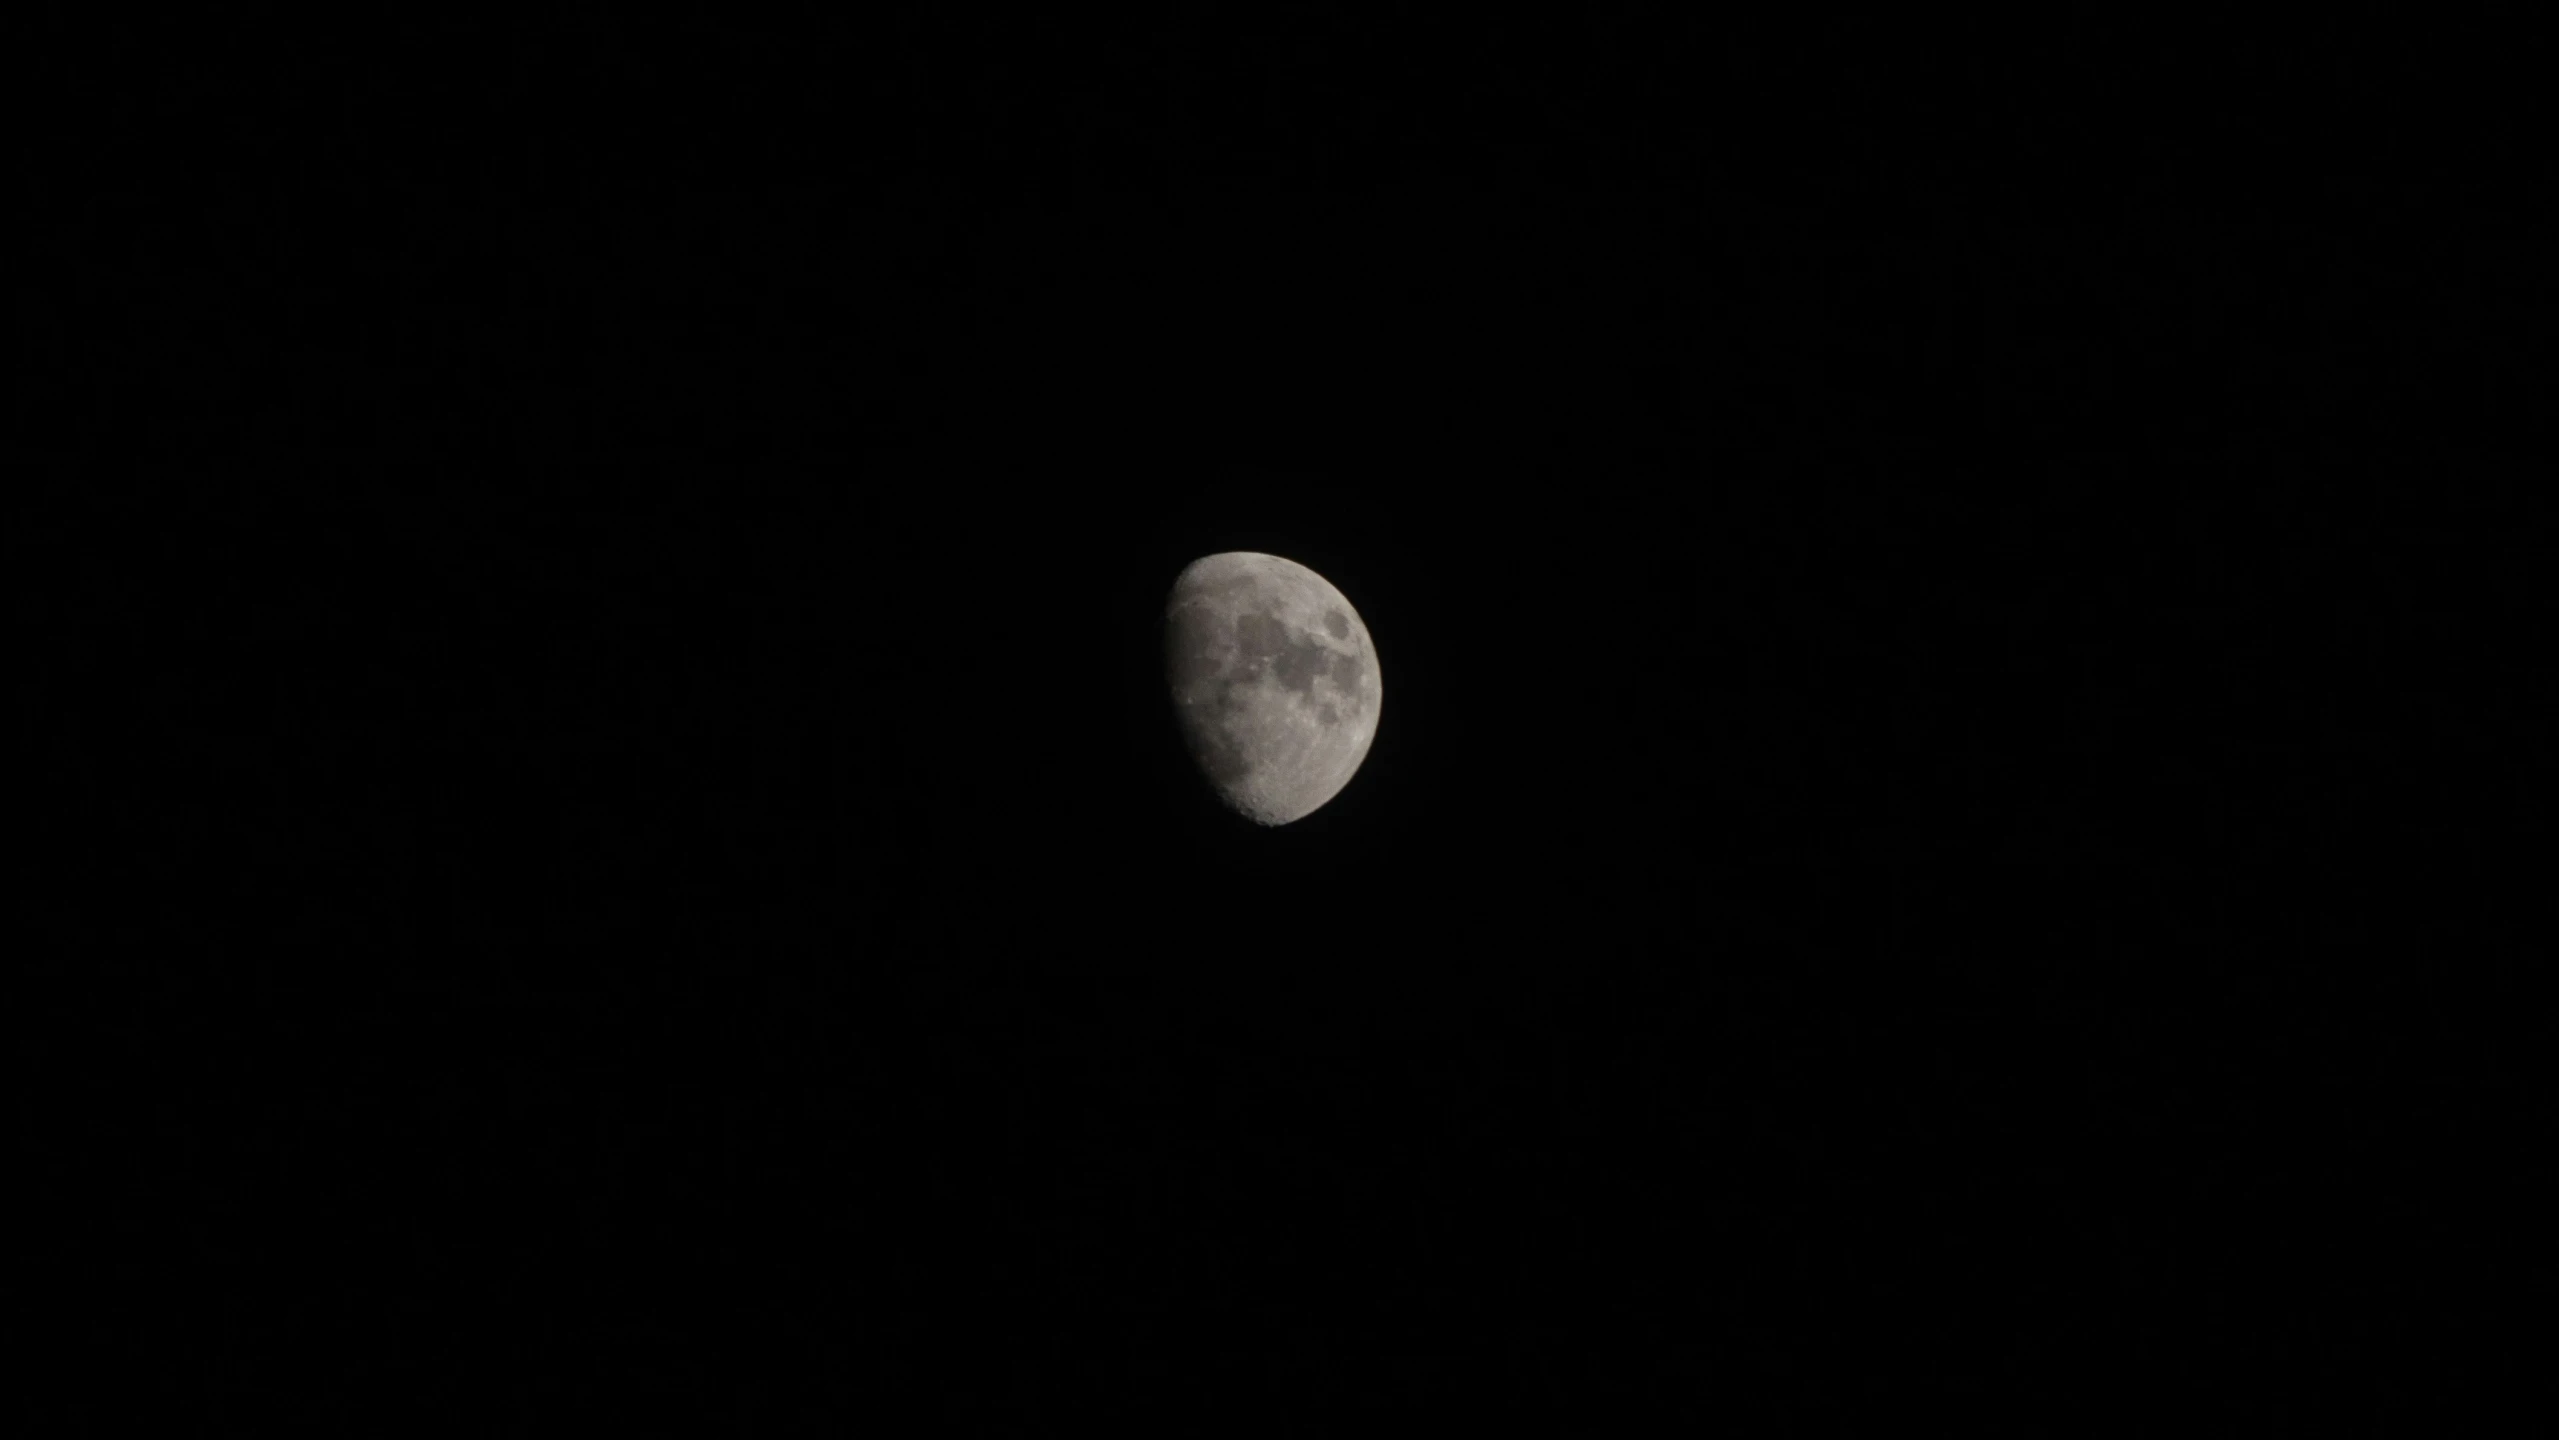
[1164,552,1381,825]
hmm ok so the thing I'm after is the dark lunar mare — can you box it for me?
[1271,633,1329,694]
[1233,611,1289,665]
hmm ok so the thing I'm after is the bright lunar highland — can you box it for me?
[1164,552,1381,825]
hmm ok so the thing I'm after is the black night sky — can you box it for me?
[32,10,2539,1431]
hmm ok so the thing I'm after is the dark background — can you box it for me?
[30,8,2542,1431]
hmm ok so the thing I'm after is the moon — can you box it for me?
[1164,552,1382,825]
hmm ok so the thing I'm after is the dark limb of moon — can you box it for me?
[1164,552,1382,825]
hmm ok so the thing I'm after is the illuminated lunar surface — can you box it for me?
[1163,552,1381,825]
